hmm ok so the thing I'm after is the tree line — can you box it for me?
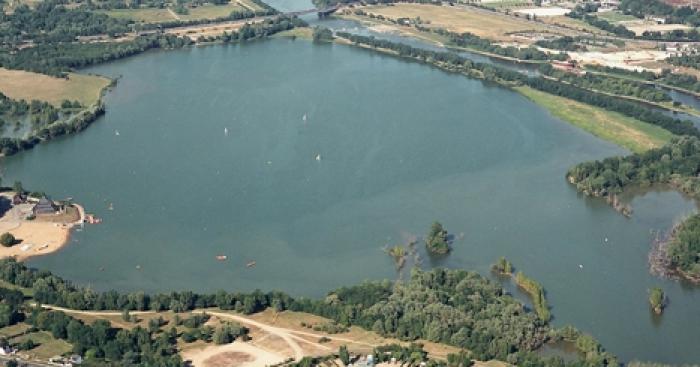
[0,259,618,366]
[539,64,671,103]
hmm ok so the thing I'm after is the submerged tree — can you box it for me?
[491,257,513,275]
[649,287,665,315]
[425,222,450,255]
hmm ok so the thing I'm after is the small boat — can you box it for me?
[224,127,229,136]
[108,203,114,211]
[578,264,584,269]
[246,261,256,268]
[302,113,307,122]
[115,130,120,136]
[315,154,321,161]
[216,255,227,261]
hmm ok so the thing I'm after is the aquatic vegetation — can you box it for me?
[515,271,551,322]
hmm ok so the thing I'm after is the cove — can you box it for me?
[2,38,700,363]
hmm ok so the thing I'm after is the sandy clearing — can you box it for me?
[514,7,571,17]
[182,341,284,367]
[0,221,71,261]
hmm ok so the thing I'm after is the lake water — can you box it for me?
[2,39,700,364]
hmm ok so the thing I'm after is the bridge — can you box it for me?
[286,4,341,17]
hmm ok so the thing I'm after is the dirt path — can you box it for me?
[168,7,182,20]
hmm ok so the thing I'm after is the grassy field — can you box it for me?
[479,0,530,9]
[596,11,638,23]
[103,7,178,22]
[516,86,673,153]
[361,3,557,41]
[12,331,72,360]
[104,2,248,23]
[0,68,110,107]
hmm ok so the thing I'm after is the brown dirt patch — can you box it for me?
[204,351,254,367]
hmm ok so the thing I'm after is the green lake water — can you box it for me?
[2,39,700,363]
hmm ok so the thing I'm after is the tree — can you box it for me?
[12,181,22,194]
[312,26,333,43]
[0,233,15,247]
[649,287,665,314]
[425,222,450,254]
[339,345,350,365]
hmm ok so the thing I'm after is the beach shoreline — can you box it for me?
[0,194,85,262]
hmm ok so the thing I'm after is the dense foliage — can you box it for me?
[620,0,700,25]
[668,214,700,279]
[540,64,671,103]
[335,32,700,138]
[535,36,584,52]
[667,53,700,70]
[0,0,130,45]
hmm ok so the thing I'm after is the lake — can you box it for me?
[2,38,700,363]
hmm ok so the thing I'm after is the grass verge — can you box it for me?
[516,86,673,153]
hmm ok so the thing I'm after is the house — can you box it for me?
[0,345,15,356]
[33,196,57,215]
[11,192,26,205]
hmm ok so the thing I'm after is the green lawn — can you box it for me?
[516,86,673,153]
[596,11,638,23]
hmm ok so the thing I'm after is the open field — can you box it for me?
[0,68,110,107]
[620,20,693,36]
[541,15,610,34]
[359,3,559,41]
[595,11,638,23]
[11,331,72,361]
[103,2,247,23]
[516,86,673,153]
[179,3,248,21]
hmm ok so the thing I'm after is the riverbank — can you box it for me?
[515,86,673,153]
[0,193,85,261]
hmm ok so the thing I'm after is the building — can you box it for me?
[11,192,26,205]
[33,196,56,215]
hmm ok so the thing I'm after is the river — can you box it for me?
[1,27,700,365]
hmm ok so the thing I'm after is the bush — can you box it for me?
[0,233,15,247]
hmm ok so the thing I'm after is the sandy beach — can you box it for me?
[0,193,84,261]
[182,341,285,367]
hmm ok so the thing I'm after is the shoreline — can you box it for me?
[0,197,86,262]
